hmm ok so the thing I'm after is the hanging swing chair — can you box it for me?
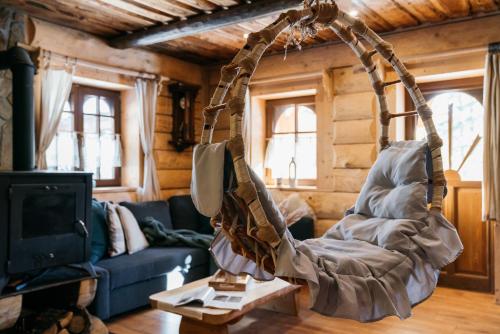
[191,0,463,323]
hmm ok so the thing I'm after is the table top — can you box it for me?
[150,276,300,325]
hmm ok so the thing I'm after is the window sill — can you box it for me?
[92,186,137,194]
[266,185,317,191]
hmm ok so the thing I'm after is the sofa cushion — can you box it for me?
[169,195,214,233]
[168,195,200,231]
[120,200,173,230]
[90,200,109,264]
[116,205,149,255]
[198,215,213,235]
[95,247,209,289]
[106,203,126,257]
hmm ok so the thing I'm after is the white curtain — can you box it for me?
[36,67,74,169]
[483,48,500,221]
[47,131,79,170]
[135,78,161,201]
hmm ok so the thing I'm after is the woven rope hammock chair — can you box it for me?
[191,0,463,322]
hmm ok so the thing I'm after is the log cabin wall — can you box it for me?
[154,84,204,200]
[207,14,500,237]
[16,17,207,203]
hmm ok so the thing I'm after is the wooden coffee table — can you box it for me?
[150,276,301,334]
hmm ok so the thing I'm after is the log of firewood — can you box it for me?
[89,315,108,334]
[69,308,92,334]
[76,279,97,308]
[57,329,70,334]
[68,315,86,334]
[57,311,73,329]
[41,324,58,334]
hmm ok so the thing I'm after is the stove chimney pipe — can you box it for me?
[0,46,36,171]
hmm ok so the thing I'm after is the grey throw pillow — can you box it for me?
[354,141,428,220]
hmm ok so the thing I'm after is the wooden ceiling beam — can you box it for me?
[108,0,303,49]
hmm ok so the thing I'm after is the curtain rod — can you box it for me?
[17,42,169,82]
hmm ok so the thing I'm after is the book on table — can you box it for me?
[162,284,251,310]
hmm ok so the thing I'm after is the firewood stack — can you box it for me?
[11,307,107,334]
[1,278,107,334]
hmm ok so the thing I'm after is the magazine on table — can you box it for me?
[165,285,247,310]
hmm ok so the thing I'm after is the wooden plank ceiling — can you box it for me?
[3,0,500,64]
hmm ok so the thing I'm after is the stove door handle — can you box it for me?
[75,220,89,238]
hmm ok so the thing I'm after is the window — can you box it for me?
[264,96,316,186]
[47,85,122,186]
[406,77,483,181]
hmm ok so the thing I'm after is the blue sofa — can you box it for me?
[89,195,314,320]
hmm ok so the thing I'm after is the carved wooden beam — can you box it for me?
[109,0,303,49]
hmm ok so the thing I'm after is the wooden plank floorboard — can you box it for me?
[106,287,500,334]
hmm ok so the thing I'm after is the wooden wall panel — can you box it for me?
[154,133,172,150]
[155,150,192,170]
[332,168,369,193]
[332,68,373,95]
[333,144,376,169]
[158,170,192,189]
[155,114,173,133]
[269,189,357,220]
[333,92,376,121]
[157,95,173,115]
[315,219,339,238]
[161,188,191,199]
[332,119,376,144]
[93,190,138,203]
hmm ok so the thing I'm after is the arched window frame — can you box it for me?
[405,76,484,181]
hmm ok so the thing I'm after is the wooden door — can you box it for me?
[438,179,493,292]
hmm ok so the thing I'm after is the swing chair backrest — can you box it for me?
[354,140,429,221]
[201,1,446,270]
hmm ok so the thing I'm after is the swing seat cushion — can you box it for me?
[354,141,428,221]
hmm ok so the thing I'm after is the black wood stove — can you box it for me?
[0,47,93,295]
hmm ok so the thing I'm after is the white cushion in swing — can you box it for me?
[190,141,227,217]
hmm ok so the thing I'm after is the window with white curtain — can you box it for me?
[264,96,316,186]
[47,85,122,186]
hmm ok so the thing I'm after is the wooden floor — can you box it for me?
[107,287,500,334]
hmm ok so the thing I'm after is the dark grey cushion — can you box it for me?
[168,195,199,231]
[95,247,208,289]
[90,200,109,264]
[169,195,213,233]
[288,217,314,241]
[120,200,173,230]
